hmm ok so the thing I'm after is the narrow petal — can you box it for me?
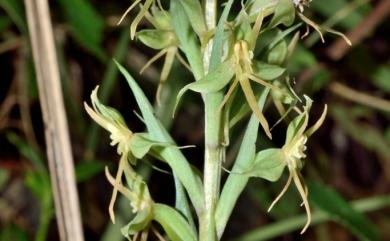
[107,156,126,223]
[305,104,327,137]
[130,0,154,39]
[140,49,167,74]
[292,172,311,234]
[219,78,239,112]
[156,47,176,105]
[298,13,325,43]
[268,172,293,212]
[117,0,142,26]
[240,78,272,139]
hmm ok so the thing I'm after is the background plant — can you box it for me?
[0,0,389,241]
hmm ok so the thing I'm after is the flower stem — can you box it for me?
[199,1,223,241]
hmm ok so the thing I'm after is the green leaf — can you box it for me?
[216,88,270,237]
[309,182,380,241]
[170,2,203,80]
[248,149,285,182]
[137,29,176,50]
[115,61,204,214]
[253,61,286,81]
[75,162,104,182]
[209,0,234,71]
[170,0,204,80]
[153,203,197,241]
[268,0,295,28]
[57,0,106,61]
[0,0,26,32]
[176,0,206,38]
[121,205,154,237]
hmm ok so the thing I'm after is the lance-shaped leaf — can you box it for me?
[153,203,197,241]
[309,182,380,241]
[57,0,106,60]
[137,29,177,50]
[216,88,270,237]
[170,0,204,80]
[115,60,204,215]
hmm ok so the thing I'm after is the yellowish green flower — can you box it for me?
[219,13,287,139]
[84,86,165,224]
[268,96,327,234]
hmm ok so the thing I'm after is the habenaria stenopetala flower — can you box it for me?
[219,13,287,139]
[84,86,166,224]
[270,96,327,233]
[246,96,327,234]
[119,2,190,105]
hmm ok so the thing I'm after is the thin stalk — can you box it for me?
[24,0,84,240]
[200,1,222,241]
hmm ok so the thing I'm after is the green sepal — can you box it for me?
[285,97,312,143]
[174,60,235,112]
[121,205,154,238]
[129,133,170,159]
[268,0,295,28]
[247,148,286,182]
[137,29,177,50]
[252,61,286,81]
[267,39,288,65]
[245,0,279,20]
[150,7,172,29]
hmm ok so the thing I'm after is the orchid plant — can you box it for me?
[84,0,349,240]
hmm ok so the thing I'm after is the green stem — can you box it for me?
[232,195,390,241]
[200,1,222,241]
